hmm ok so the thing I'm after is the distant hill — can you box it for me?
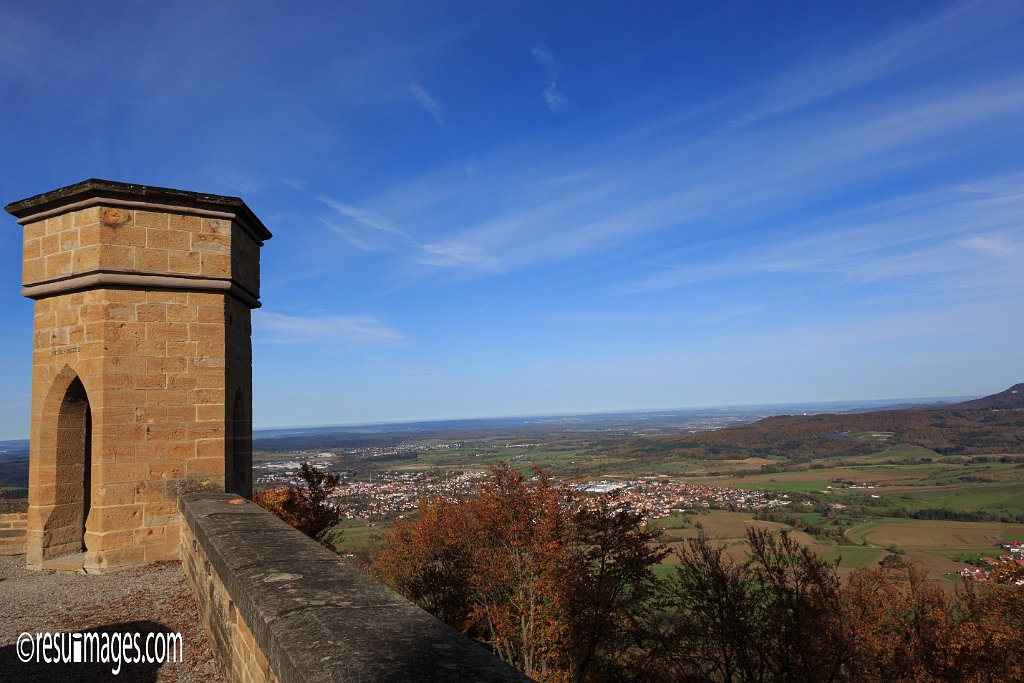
[639,385,1024,461]
[953,383,1024,410]
[0,439,30,463]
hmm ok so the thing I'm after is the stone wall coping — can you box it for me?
[179,494,530,683]
[5,178,272,243]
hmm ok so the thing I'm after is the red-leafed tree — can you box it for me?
[375,463,666,682]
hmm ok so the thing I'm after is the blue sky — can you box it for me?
[1,0,1022,438]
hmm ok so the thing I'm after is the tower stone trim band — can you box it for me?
[20,271,262,309]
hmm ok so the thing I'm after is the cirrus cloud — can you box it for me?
[254,312,403,344]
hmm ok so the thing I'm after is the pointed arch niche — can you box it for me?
[227,387,252,498]
[32,367,94,564]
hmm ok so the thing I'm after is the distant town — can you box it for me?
[257,457,797,522]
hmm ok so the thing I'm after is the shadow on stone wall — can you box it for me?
[0,620,179,682]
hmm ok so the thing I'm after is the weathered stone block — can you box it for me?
[45,251,72,278]
[99,244,136,269]
[96,482,137,506]
[136,248,169,272]
[134,209,169,228]
[91,505,143,532]
[148,229,190,250]
[168,249,201,274]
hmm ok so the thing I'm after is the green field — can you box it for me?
[328,518,385,554]
[842,517,1024,580]
[874,482,1024,515]
[652,564,677,581]
[819,545,885,568]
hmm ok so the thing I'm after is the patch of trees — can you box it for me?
[254,462,344,544]
[365,464,1024,682]
[903,507,1024,524]
[364,450,419,463]
[0,459,30,493]
[374,463,667,681]
[649,528,1024,681]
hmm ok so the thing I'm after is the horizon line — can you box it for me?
[0,390,992,443]
[251,391,981,435]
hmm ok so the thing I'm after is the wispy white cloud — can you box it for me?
[625,175,1024,296]
[959,234,1024,260]
[416,241,500,270]
[408,82,444,126]
[280,177,307,191]
[255,312,403,344]
[747,0,1012,121]
[350,68,1024,289]
[202,166,267,195]
[295,3,1023,308]
[323,221,387,252]
[318,196,407,236]
[530,44,568,113]
[318,195,500,271]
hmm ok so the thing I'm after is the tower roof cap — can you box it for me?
[5,178,272,241]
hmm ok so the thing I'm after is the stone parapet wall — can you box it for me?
[0,512,27,555]
[181,513,279,683]
[178,494,529,683]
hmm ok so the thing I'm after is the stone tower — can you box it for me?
[5,180,271,572]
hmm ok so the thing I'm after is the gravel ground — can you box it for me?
[0,554,223,682]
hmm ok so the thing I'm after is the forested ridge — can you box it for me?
[626,385,1024,461]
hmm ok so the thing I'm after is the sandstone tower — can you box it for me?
[5,180,271,572]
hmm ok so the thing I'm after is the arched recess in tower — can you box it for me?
[45,373,93,559]
[229,387,252,498]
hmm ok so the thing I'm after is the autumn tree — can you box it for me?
[656,534,1024,683]
[254,461,343,544]
[375,463,666,682]
[957,558,1024,675]
[842,560,954,681]
[375,495,476,630]
[843,558,1024,682]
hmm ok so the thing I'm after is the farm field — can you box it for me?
[654,512,1024,583]
[651,512,911,581]
[844,518,1024,581]
[657,511,842,572]
[818,545,885,568]
[329,506,1018,585]
[846,519,1024,550]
